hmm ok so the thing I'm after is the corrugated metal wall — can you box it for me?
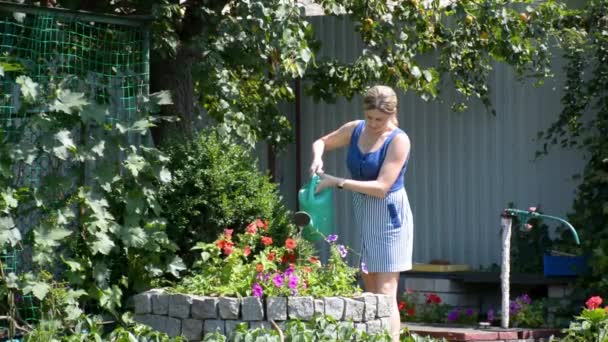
[269,16,586,268]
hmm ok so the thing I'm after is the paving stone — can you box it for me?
[355,323,367,333]
[344,298,364,322]
[164,316,182,338]
[241,296,264,321]
[168,294,192,319]
[355,293,377,322]
[218,297,240,319]
[324,296,345,320]
[133,314,165,333]
[203,319,225,335]
[133,290,162,314]
[288,296,314,320]
[314,299,324,316]
[181,319,203,341]
[376,294,391,318]
[191,296,218,319]
[366,320,383,334]
[267,296,287,321]
[152,294,169,315]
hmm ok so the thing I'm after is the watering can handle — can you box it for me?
[307,175,319,203]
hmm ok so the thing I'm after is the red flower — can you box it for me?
[406,308,416,316]
[256,219,269,230]
[256,263,264,273]
[302,266,312,273]
[586,296,603,310]
[223,244,234,255]
[216,240,226,249]
[285,238,297,250]
[224,228,234,239]
[243,246,251,257]
[425,294,442,304]
[309,257,319,264]
[246,223,257,235]
[267,252,275,261]
[398,301,406,311]
[406,288,414,294]
[261,236,273,246]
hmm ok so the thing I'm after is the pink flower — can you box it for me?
[524,223,533,230]
[586,296,603,310]
[528,207,537,212]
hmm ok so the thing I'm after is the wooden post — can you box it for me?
[500,215,513,328]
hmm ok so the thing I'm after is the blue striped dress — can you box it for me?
[346,120,413,273]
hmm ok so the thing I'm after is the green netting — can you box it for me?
[0,5,150,130]
[1,249,39,325]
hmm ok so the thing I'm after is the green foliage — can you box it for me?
[561,297,608,342]
[159,130,294,265]
[207,315,394,342]
[23,314,186,341]
[0,73,182,336]
[538,0,608,295]
[172,228,359,298]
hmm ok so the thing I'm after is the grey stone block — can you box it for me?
[241,296,264,321]
[249,321,272,330]
[225,320,248,335]
[133,314,165,332]
[191,296,218,319]
[267,296,287,321]
[152,294,169,315]
[288,296,314,320]
[133,290,161,314]
[355,293,377,322]
[168,294,192,319]
[344,298,365,322]
[203,320,225,335]
[366,319,383,334]
[314,299,324,316]
[380,317,390,329]
[355,323,367,332]
[324,296,345,320]
[376,294,391,318]
[181,319,203,341]
[218,297,240,319]
[164,316,182,338]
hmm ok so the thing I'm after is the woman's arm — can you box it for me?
[310,120,359,175]
[317,133,411,198]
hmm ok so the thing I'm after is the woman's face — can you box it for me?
[364,109,392,133]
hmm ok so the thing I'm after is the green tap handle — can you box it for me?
[504,208,580,245]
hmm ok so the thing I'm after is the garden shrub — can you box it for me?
[561,296,608,342]
[159,130,294,265]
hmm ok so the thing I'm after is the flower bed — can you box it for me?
[133,290,391,340]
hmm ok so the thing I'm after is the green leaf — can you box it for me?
[99,285,123,312]
[124,153,147,177]
[23,281,51,300]
[1,189,18,208]
[91,232,115,255]
[116,225,147,248]
[167,256,186,277]
[159,167,172,183]
[15,75,38,102]
[81,104,109,124]
[50,89,89,114]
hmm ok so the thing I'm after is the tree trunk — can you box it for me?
[150,48,198,146]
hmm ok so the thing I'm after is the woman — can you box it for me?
[311,85,413,341]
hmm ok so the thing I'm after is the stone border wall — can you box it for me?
[133,290,391,341]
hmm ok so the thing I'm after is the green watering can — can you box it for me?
[296,175,335,241]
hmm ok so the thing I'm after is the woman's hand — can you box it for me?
[315,172,342,193]
[309,158,324,176]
